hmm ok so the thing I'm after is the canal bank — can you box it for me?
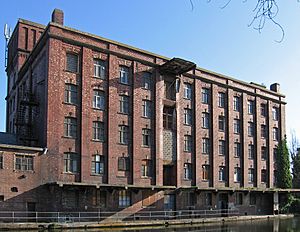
[0,214,294,231]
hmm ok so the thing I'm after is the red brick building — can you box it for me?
[2,9,286,214]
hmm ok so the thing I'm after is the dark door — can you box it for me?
[163,165,176,186]
[218,194,228,217]
[164,194,176,211]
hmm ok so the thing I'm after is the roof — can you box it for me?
[15,18,285,99]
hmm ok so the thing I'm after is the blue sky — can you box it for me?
[0,0,300,141]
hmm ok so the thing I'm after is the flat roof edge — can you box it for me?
[0,143,44,152]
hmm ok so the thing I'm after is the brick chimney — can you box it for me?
[51,9,64,25]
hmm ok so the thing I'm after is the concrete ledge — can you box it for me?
[0,214,294,231]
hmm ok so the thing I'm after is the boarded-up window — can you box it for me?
[142,190,156,207]
[66,53,78,73]
[62,190,78,208]
[118,156,130,171]
[92,189,106,208]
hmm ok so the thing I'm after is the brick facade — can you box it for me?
[1,9,286,214]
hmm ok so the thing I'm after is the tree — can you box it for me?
[190,0,300,42]
[289,131,300,188]
[276,137,292,189]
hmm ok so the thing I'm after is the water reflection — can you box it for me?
[8,217,300,232]
[107,217,300,232]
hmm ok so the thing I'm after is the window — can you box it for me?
[0,195,4,202]
[202,112,209,129]
[233,96,240,112]
[202,138,209,154]
[218,92,225,108]
[219,116,225,131]
[261,125,267,138]
[219,166,226,182]
[235,193,243,205]
[142,100,151,118]
[93,90,105,110]
[0,152,3,169]
[273,127,279,141]
[165,80,176,100]
[142,72,151,89]
[118,156,130,171]
[261,169,267,183]
[248,168,254,183]
[119,125,129,144]
[118,190,131,207]
[201,88,209,104]
[248,144,254,159]
[184,163,192,180]
[64,153,79,173]
[248,122,254,137]
[202,165,210,181]
[272,107,279,121]
[64,117,77,138]
[234,167,241,182]
[120,95,129,114]
[261,103,267,117]
[141,159,152,177]
[184,135,192,152]
[119,66,130,84]
[261,146,267,160]
[91,155,104,174]
[94,59,106,79]
[92,121,104,141]
[234,142,241,158]
[233,119,240,134]
[64,84,77,104]
[163,107,174,130]
[66,53,78,73]
[142,128,151,147]
[15,155,33,171]
[184,108,192,125]
[248,100,255,114]
[184,83,192,99]
[219,140,226,155]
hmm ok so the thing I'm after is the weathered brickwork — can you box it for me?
[1,9,287,214]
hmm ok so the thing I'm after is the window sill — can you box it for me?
[92,76,106,80]
[119,82,130,86]
[13,170,35,173]
[141,176,152,179]
[63,172,77,175]
[64,69,79,74]
[141,116,151,119]
[183,178,192,181]
[118,143,129,146]
[92,107,105,111]
[184,123,192,126]
[202,180,209,182]
[63,102,78,106]
[62,136,77,139]
[141,87,151,91]
[183,97,192,101]
[91,173,104,176]
[141,145,150,148]
[91,139,104,143]
[118,112,130,116]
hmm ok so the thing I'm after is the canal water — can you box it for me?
[81,217,300,231]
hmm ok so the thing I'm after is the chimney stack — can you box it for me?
[51,9,64,25]
[270,83,280,93]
